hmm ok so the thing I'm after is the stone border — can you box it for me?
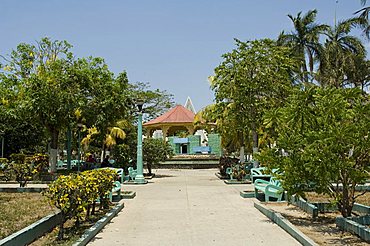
[0,187,46,193]
[215,172,228,180]
[121,191,136,199]
[73,201,124,246]
[289,196,318,219]
[0,181,52,184]
[0,212,62,246]
[240,191,255,198]
[353,203,370,214]
[223,180,251,185]
[336,215,370,242]
[254,201,318,246]
[123,180,148,185]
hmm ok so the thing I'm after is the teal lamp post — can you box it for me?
[134,99,146,184]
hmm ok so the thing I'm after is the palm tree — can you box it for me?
[318,18,366,88]
[81,120,128,158]
[355,0,370,38]
[278,10,328,83]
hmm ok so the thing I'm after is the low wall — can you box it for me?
[0,212,62,246]
[336,215,370,242]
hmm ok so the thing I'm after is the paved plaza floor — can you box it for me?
[88,169,300,246]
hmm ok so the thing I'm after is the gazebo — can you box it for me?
[143,105,196,139]
[143,104,222,156]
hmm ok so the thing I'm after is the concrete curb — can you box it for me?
[0,212,62,246]
[215,172,228,180]
[224,180,251,185]
[0,187,46,193]
[121,191,136,199]
[240,191,255,198]
[353,203,370,214]
[336,215,370,242]
[289,196,318,219]
[0,181,52,184]
[254,201,318,246]
[73,201,125,246]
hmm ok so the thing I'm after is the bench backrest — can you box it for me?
[192,146,212,153]
[250,167,265,176]
[270,177,281,187]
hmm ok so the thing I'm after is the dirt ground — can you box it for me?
[264,202,369,246]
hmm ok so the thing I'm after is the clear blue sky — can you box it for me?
[0,0,366,111]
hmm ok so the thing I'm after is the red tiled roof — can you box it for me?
[143,105,195,126]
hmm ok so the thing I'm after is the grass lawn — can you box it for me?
[0,192,56,239]
[0,192,113,245]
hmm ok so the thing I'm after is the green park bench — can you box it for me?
[225,167,234,180]
[254,177,284,201]
[109,181,122,202]
[250,167,281,183]
[128,167,137,181]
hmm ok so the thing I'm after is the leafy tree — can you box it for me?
[0,38,132,171]
[257,86,370,217]
[143,138,173,175]
[130,82,175,121]
[210,39,296,156]
[0,38,82,171]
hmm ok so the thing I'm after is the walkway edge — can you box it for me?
[73,201,125,246]
[254,201,318,246]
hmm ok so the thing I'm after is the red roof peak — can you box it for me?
[143,105,195,126]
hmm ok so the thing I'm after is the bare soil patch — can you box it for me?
[263,192,370,245]
[30,207,110,246]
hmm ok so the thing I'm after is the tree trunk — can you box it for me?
[338,182,355,217]
[57,221,64,240]
[49,128,59,173]
[239,133,245,164]
[147,162,152,175]
[251,122,258,153]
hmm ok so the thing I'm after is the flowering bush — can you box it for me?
[43,169,117,240]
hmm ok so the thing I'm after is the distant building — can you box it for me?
[143,98,221,156]
[184,96,196,114]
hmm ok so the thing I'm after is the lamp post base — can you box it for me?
[134,175,148,184]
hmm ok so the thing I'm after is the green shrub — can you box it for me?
[43,169,117,240]
[7,154,32,187]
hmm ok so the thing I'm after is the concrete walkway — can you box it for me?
[88,169,300,246]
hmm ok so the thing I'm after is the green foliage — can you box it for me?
[44,169,117,240]
[278,9,328,83]
[143,138,173,174]
[218,156,239,176]
[0,37,133,171]
[130,82,175,121]
[231,164,248,181]
[5,153,49,187]
[6,154,32,187]
[210,38,296,153]
[256,86,370,217]
[32,153,49,173]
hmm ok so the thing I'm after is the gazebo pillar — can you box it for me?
[185,125,195,136]
[146,128,153,138]
[161,126,170,141]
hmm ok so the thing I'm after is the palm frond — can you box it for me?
[109,127,126,140]
[104,134,116,148]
